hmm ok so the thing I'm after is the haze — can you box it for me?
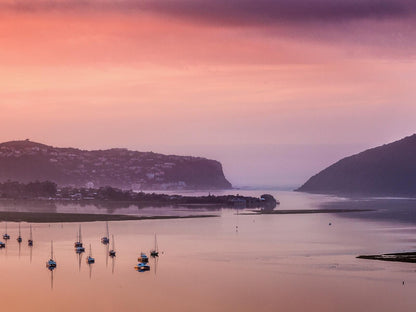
[0,0,415,187]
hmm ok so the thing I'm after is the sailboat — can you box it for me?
[46,240,57,268]
[3,222,10,240]
[75,225,85,253]
[16,223,22,243]
[150,234,159,257]
[86,244,95,264]
[28,224,33,246]
[101,221,110,244]
[109,234,116,257]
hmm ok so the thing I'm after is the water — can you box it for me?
[0,191,415,311]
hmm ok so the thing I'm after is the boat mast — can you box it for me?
[106,222,109,238]
[79,225,82,243]
[51,240,54,260]
[155,234,158,252]
[112,234,115,250]
[29,225,32,240]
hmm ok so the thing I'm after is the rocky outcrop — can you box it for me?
[0,140,232,190]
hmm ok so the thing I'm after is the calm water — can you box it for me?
[0,191,415,312]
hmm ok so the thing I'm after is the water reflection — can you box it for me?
[48,267,55,290]
[152,255,158,276]
[0,198,221,220]
[0,192,414,312]
[111,255,115,275]
[88,262,93,279]
[105,243,109,268]
[77,252,83,272]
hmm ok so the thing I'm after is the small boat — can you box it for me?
[17,223,22,243]
[3,223,10,240]
[138,252,149,263]
[76,246,85,253]
[86,244,95,264]
[135,262,150,271]
[46,240,57,268]
[150,234,159,257]
[0,241,5,248]
[101,221,110,244]
[28,224,33,246]
[74,224,84,248]
[109,234,116,257]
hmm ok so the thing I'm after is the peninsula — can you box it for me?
[0,180,278,210]
[297,134,416,196]
[0,140,231,190]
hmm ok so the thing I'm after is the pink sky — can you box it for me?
[0,0,415,186]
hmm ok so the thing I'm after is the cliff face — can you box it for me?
[297,134,416,196]
[0,140,232,190]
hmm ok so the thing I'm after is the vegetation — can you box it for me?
[0,181,278,209]
[0,140,232,190]
[0,180,57,199]
[297,134,416,196]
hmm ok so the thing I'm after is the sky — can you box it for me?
[0,0,415,187]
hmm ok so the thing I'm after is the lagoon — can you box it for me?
[0,191,415,312]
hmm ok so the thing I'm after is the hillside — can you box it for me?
[0,140,232,190]
[296,134,416,196]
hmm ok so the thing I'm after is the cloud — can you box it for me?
[144,0,416,25]
[3,0,416,26]
[2,0,415,57]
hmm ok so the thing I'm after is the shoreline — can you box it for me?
[242,208,373,215]
[0,211,219,223]
[357,252,416,263]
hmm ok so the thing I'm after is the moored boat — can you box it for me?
[17,223,22,243]
[3,223,10,240]
[87,244,95,264]
[101,221,110,244]
[135,262,150,271]
[74,224,84,250]
[46,240,57,268]
[109,234,116,257]
[28,224,33,246]
[150,234,159,257]
[138,252,149,263]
